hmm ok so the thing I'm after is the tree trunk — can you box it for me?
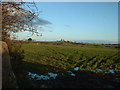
[0,41,18,88]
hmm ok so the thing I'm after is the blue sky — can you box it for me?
[17,2,118,42]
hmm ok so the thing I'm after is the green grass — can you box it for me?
[21,43,120,72]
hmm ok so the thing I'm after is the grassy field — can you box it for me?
[10,41,120,88]
[21,42,120,72]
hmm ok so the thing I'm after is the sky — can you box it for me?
[16,2,118,43]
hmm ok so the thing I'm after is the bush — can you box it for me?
[7,41,29,87]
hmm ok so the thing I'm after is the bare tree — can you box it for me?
[1,1,51,41]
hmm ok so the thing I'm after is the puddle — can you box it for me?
[28,67,118,80]
[108,69,115,74]
[48,72,58,79]
[67,71,76,76]
[74,67,79,71]
[28,70,76,80]
[91,69,116,74]
[77,67,116,74]
[36,75,50,80]
[28,72,50,80]
[28,72,59,80]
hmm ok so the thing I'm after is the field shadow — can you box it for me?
[14,60,120,88]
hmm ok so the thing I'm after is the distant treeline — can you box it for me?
[11,40,120,46]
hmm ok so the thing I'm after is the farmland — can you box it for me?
[21,42,120,71]
[11,41,120,88]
